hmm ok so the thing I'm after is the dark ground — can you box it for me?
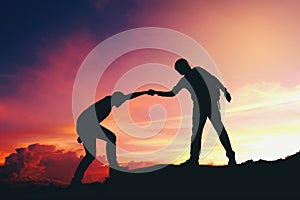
[1,152,300,199]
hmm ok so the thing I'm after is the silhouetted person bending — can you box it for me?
[71,91,151,185]
[150,58,236,166]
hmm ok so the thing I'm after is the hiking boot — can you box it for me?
[69,177,82,187]
[180,159,199,167]
[226,151,237,166]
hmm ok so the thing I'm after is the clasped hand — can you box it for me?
[147,89,156,96]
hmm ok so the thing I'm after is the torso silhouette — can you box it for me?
[94,96,112,122]
[174,67,220,111]
[78,96,112,124]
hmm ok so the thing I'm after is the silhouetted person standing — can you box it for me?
[71,91,151,185]
[151,58,236,166]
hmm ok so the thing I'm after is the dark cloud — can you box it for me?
[0,143,109,186]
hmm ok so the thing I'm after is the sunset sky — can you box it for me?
[1,0,300,184]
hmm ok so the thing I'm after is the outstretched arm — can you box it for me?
[151,90,176,97]
[124,91,149,100]
[149,79,184,97]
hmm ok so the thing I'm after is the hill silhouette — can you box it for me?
[1,151,300,199]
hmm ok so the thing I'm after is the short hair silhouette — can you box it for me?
[175,58,191,75]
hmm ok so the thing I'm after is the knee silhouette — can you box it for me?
[109,134,116,144]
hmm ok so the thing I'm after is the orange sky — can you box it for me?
[1,0,300,168]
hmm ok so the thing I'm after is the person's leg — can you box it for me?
[209,105,236,165]
[189,115,207,164]
[100,126,119,168]
[220,130,236,165]
[184,105,207,165]
[71,146,95,184]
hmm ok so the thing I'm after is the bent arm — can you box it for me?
[199,67,227,93]
[210,74,231,102]
[197,67,231,102]
[212,76,227,93]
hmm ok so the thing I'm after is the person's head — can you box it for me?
[111,91,126,107]
[174,58,191,75]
